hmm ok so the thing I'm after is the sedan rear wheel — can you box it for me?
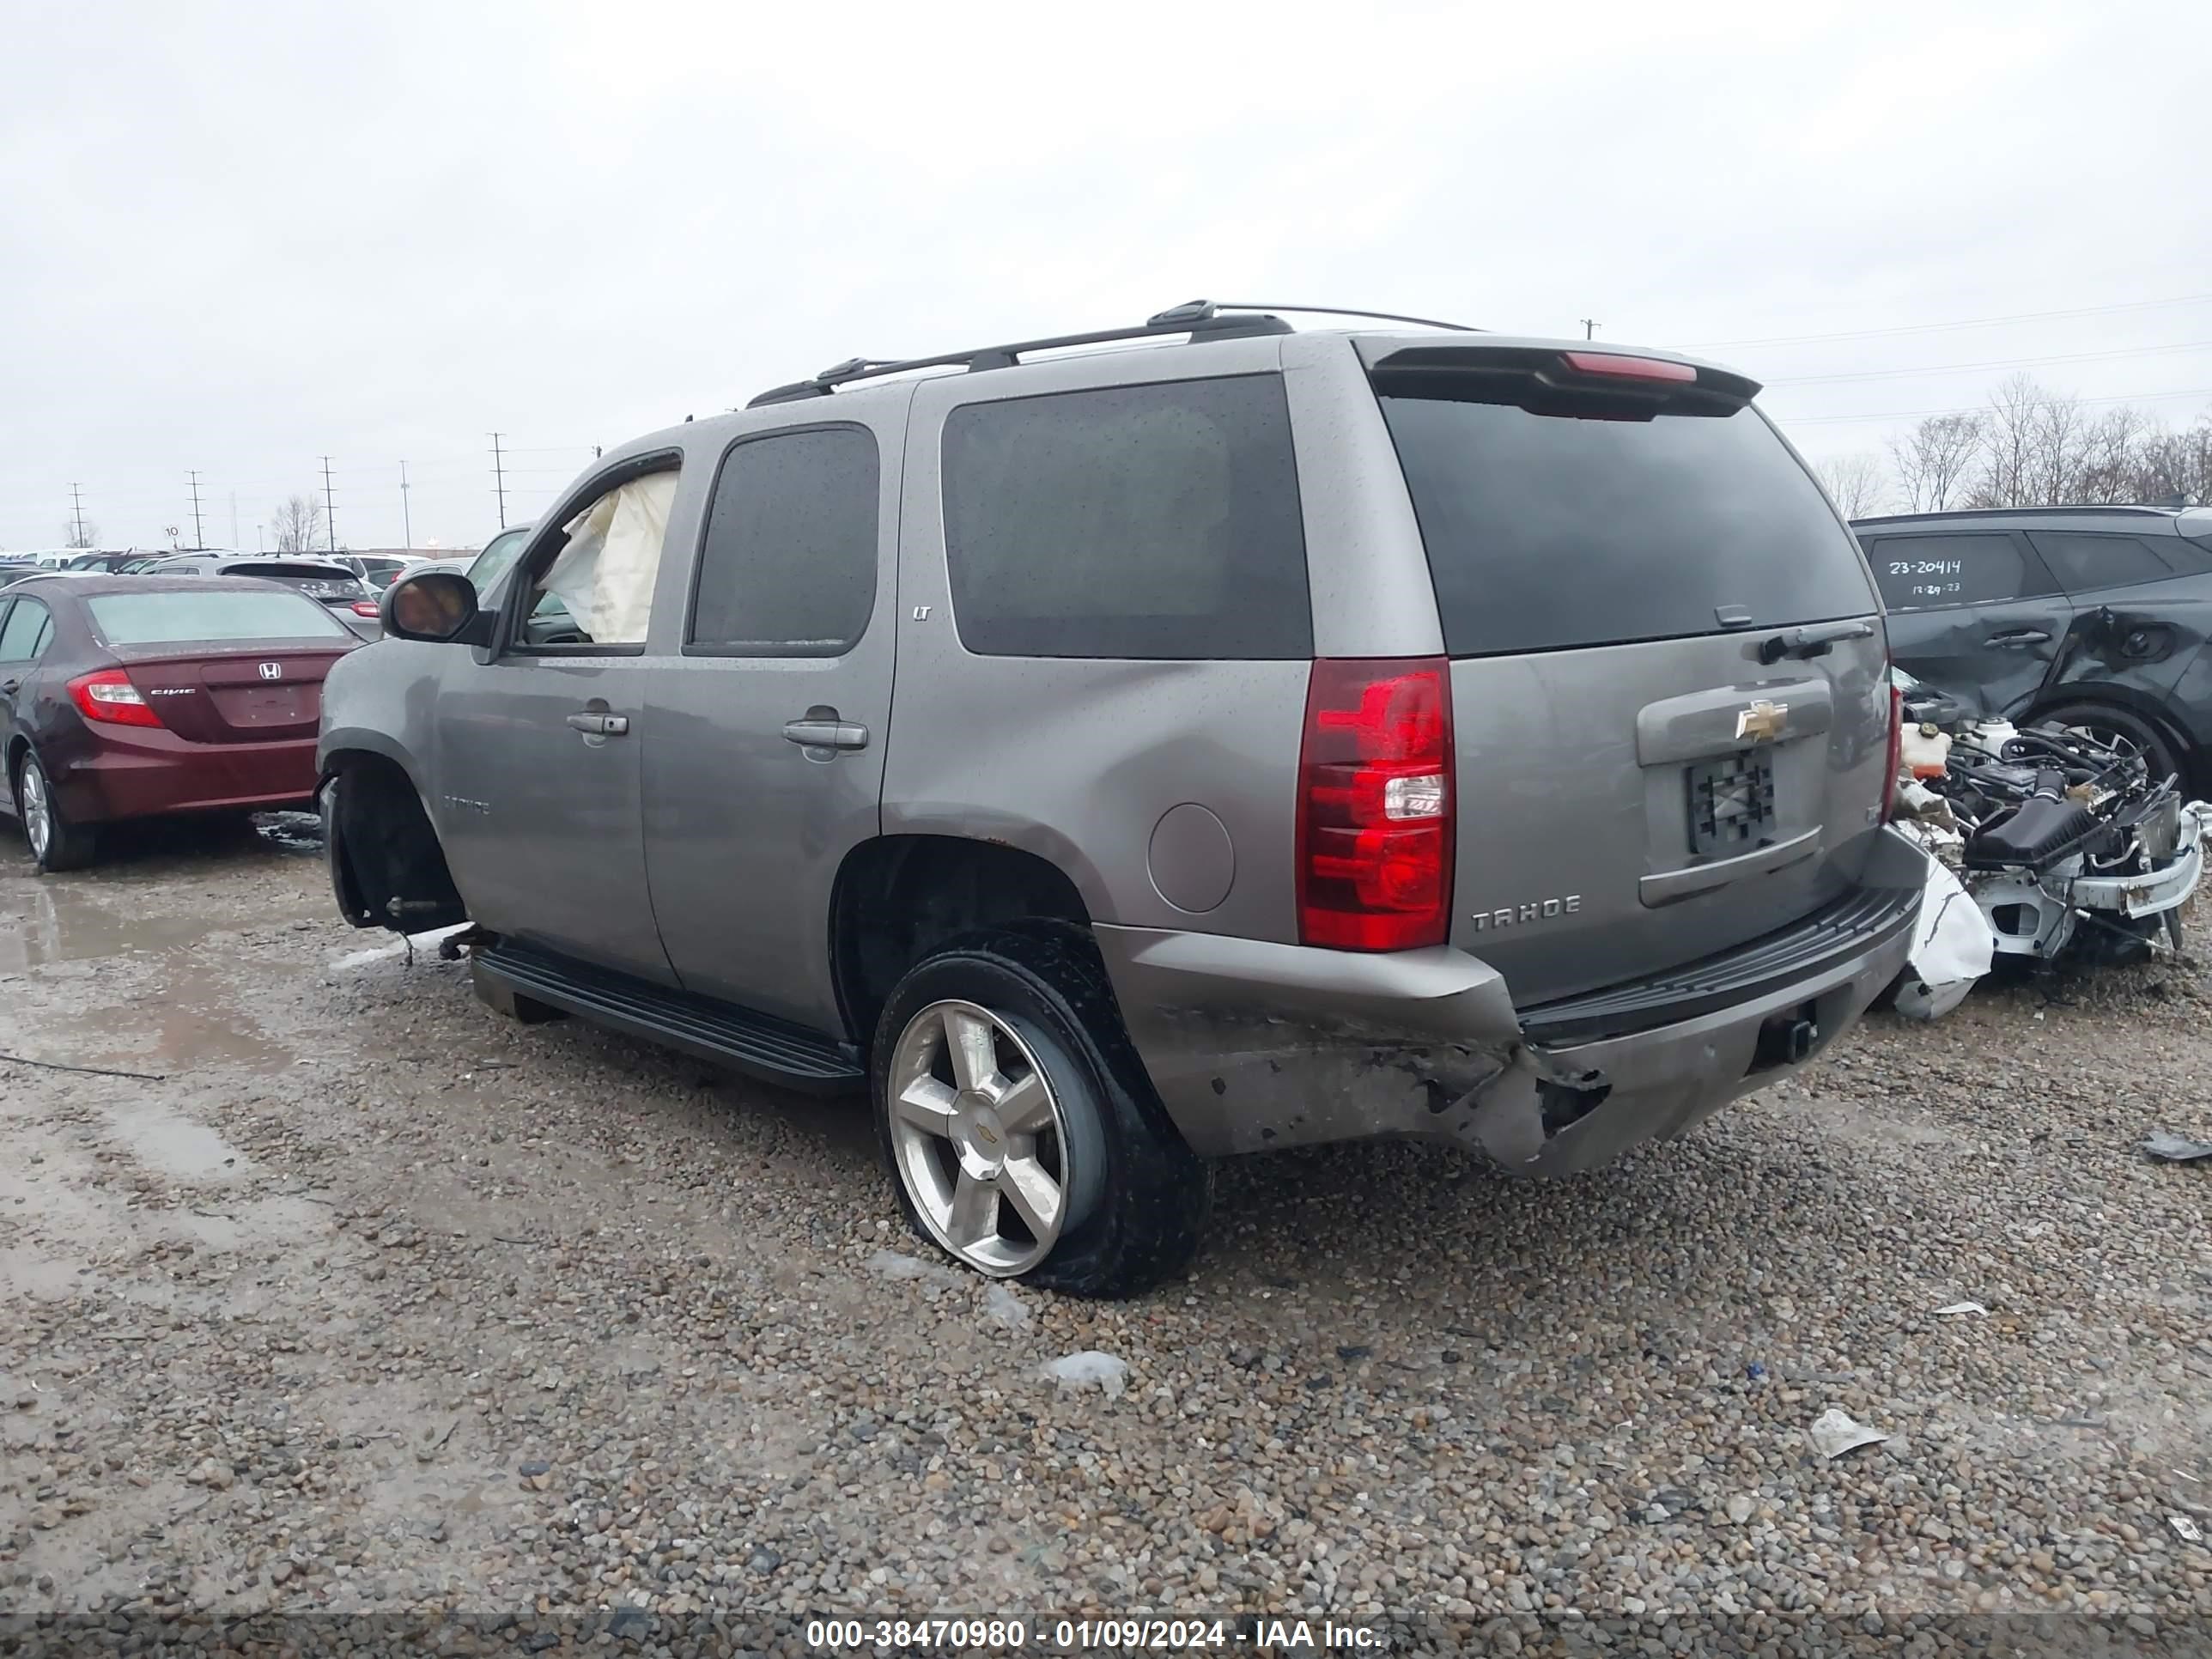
[14,752,96,872]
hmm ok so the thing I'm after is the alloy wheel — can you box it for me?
[886,999,1078,1277]
[19,763,52,861]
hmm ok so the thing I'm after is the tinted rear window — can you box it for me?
[941,375,1310,659]
[88,590,353,645]
[1376,393,1876,656]
[225,562,364,592]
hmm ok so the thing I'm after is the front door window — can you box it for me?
[519,471,678,648]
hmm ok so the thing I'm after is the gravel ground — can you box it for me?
[3,822,2210,1655]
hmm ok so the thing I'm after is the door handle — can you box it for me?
[782,717,869,750]
[565,711,630,736]
[1984,629,2051,648]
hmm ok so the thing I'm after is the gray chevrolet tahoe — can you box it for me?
[319,301,1925,1296]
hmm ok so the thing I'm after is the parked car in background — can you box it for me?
[66,550,155,573]
[338,555,411,591]
[461,523,534,598]
[2,574,360,871]
[144,553,383,640]
[1854,505,2212,788]
[5,569,100,590]
[325,302,1923,1294]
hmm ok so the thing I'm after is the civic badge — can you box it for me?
[1735,698,1788,743]
[258,662,283,681]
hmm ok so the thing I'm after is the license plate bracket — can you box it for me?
[1687,752,1777,855]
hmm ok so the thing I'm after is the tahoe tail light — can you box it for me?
[1881,681,1905,821]
[69,668,164,728]
[1559,350,1698,383]
[1297,657,1455,951]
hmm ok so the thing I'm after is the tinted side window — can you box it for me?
[690,427,879,655]
[2027,532,2177,592]
[941,375,1310,659]
[1866,533,2039,611]
[0,599,50,661]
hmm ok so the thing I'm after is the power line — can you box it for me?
[186,471,205,550]
[320,456,338,553]
[1690,291,2212,351]
[1767,339,2212,389]
[1780,386,2212,428]
[489,433,508,529]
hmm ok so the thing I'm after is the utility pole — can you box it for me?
[399,460,413,550]
[489,433,508,529]
[1579,318,1600,340]
[320,456,338,553]
[69,483,88,547]
[186,470,206,550]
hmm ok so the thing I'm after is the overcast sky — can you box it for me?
[3,0,2208,552]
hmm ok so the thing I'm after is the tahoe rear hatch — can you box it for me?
[1361,341,1893,1008]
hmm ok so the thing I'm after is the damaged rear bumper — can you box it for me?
[1094,831,1923,1174]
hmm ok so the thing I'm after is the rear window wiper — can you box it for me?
[1755,619,1875,665]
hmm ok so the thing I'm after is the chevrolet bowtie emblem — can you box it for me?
[1735,699,1789,743]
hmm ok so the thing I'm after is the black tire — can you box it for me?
[13,751,97,872]
[2034,701,2188,787]
[869,922,1210,1298]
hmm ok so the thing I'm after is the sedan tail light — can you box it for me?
[68,668,164,728]
[350,601,380,617]
[1297,657,1455,951]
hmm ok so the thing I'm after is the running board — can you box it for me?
[473,939,865,1094]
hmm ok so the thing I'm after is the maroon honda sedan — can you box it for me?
[0,574,360,871]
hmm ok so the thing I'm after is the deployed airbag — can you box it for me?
[541,470,676,644]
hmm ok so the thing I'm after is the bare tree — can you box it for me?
[63,520,100,549]
[270,494,326,554]
[1814,453,1888,518]
[2027,385,2091,506]
[1888,413,1983,512]
[2073,406,2154,505]
[1970,374,2045,506]
[2134,418,2212,506]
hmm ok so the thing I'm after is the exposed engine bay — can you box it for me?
[1885,670,2212,1015]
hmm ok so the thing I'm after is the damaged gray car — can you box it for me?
[319,302,1926,1295]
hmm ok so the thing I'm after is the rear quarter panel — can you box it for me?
[884,337,1324,942]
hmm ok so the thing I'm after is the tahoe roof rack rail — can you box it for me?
[1853,505,2183,525]
[745,300,1480,408]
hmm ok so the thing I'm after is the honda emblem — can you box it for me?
[258,662,283,681]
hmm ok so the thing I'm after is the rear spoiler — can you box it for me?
[1362,342,1761,420]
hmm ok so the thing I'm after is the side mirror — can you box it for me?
[382,569,494,646]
